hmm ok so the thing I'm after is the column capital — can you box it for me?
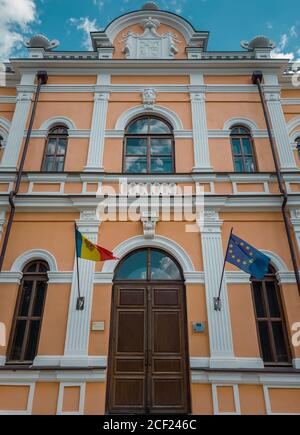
[77,209,101,234]
[199,210,223,233]
[94,91,110,102]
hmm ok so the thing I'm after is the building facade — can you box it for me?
[0,2,300,415]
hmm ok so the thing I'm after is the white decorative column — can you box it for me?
[291,210,300,254]
[85,74,110,172]
[264,88,297,171]
[200,211,236,368]
[1,73,35,171]
[189,74,212,172]
[61,210,100,367]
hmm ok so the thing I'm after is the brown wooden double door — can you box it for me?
[106,283,191,414]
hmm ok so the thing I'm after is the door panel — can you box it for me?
[107,284,190,414]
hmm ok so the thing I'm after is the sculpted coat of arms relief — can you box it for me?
[121,17,180,59]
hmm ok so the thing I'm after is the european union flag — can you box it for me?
[226,234,271,280]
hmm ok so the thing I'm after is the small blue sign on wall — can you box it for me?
[192,323,205,333]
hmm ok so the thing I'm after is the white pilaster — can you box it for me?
[85,74,111,172]
[290,209,300,254]
[61,210,100,367]
[190,74,212,172]
[264,88,297,171]
[0,73,35,171]
[200,211,236,368]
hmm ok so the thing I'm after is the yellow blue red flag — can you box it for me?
[75,228,117,262]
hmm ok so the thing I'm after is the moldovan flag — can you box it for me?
[75,228,117,262]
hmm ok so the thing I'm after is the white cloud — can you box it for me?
[271,32,295,60]
[0,0,37,60]
[69,17,98,50]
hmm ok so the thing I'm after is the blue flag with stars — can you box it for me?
[226,234,271,280]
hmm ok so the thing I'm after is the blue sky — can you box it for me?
[0,0,299,61]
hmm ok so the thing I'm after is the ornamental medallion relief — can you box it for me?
[121,17,180,59]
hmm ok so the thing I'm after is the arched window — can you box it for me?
[42,126,69,172]
[296,137,300,159]
[251,266,291,366]
[124,116,174,174]
[7,260,49,364]
[230,126,257,173]
[0,135,4,150]
[115,248,182,281]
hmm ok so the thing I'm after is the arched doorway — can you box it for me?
[106,248,191,415]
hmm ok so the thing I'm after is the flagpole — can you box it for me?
[214,227,234,312]
[74,223,85,311]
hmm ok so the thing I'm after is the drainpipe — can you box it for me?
[252,71,300,296]
[0,71,48,272]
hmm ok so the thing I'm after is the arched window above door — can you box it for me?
[124,116,174,174]
[115,248,182,281]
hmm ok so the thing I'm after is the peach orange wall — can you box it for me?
[46,76,97,85]
[32,383,59,415]
[0,105,15,122]
[0,284,19,358]
[89,285,112,356]
[2,215,79,271]
[38,284,71,356]
[204,76,253,85]
[186,284,209,358]
[206,100,266,130]
[33,100,94,130]
[239,385,266,415]
[191,384,214,415]
[228,284,261,358]
[111,76,190,84]
[113,23,187,59]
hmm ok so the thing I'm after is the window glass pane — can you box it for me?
[242,138,253,155]
[116,251,148,280]
[25,320,41,361]
[245,157,256,173]
[44,156,54,172]
[127,119,149,134]
[239,128,249,135]
[0,135,4,148]
[151,139,172,155]
[10,320,26,361]
[149,118,171,134]
[58,138,67,154]
[234,157,243,172]
[252,282,265,318]
[272,322,289,363]
[231,128,240,135]
[38,263,48,273]
[33,282,47,317]
[125,157,147,173]
[18,281,33,317]
[54,156,65,172]
[26,263,38,273]
[151,157,173,173]
[46,139,57,155]
[126,138,147,155]
[150,250,181,280]
[266,282,280,318]
[258,321,273,362]
[232,138,241,155]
